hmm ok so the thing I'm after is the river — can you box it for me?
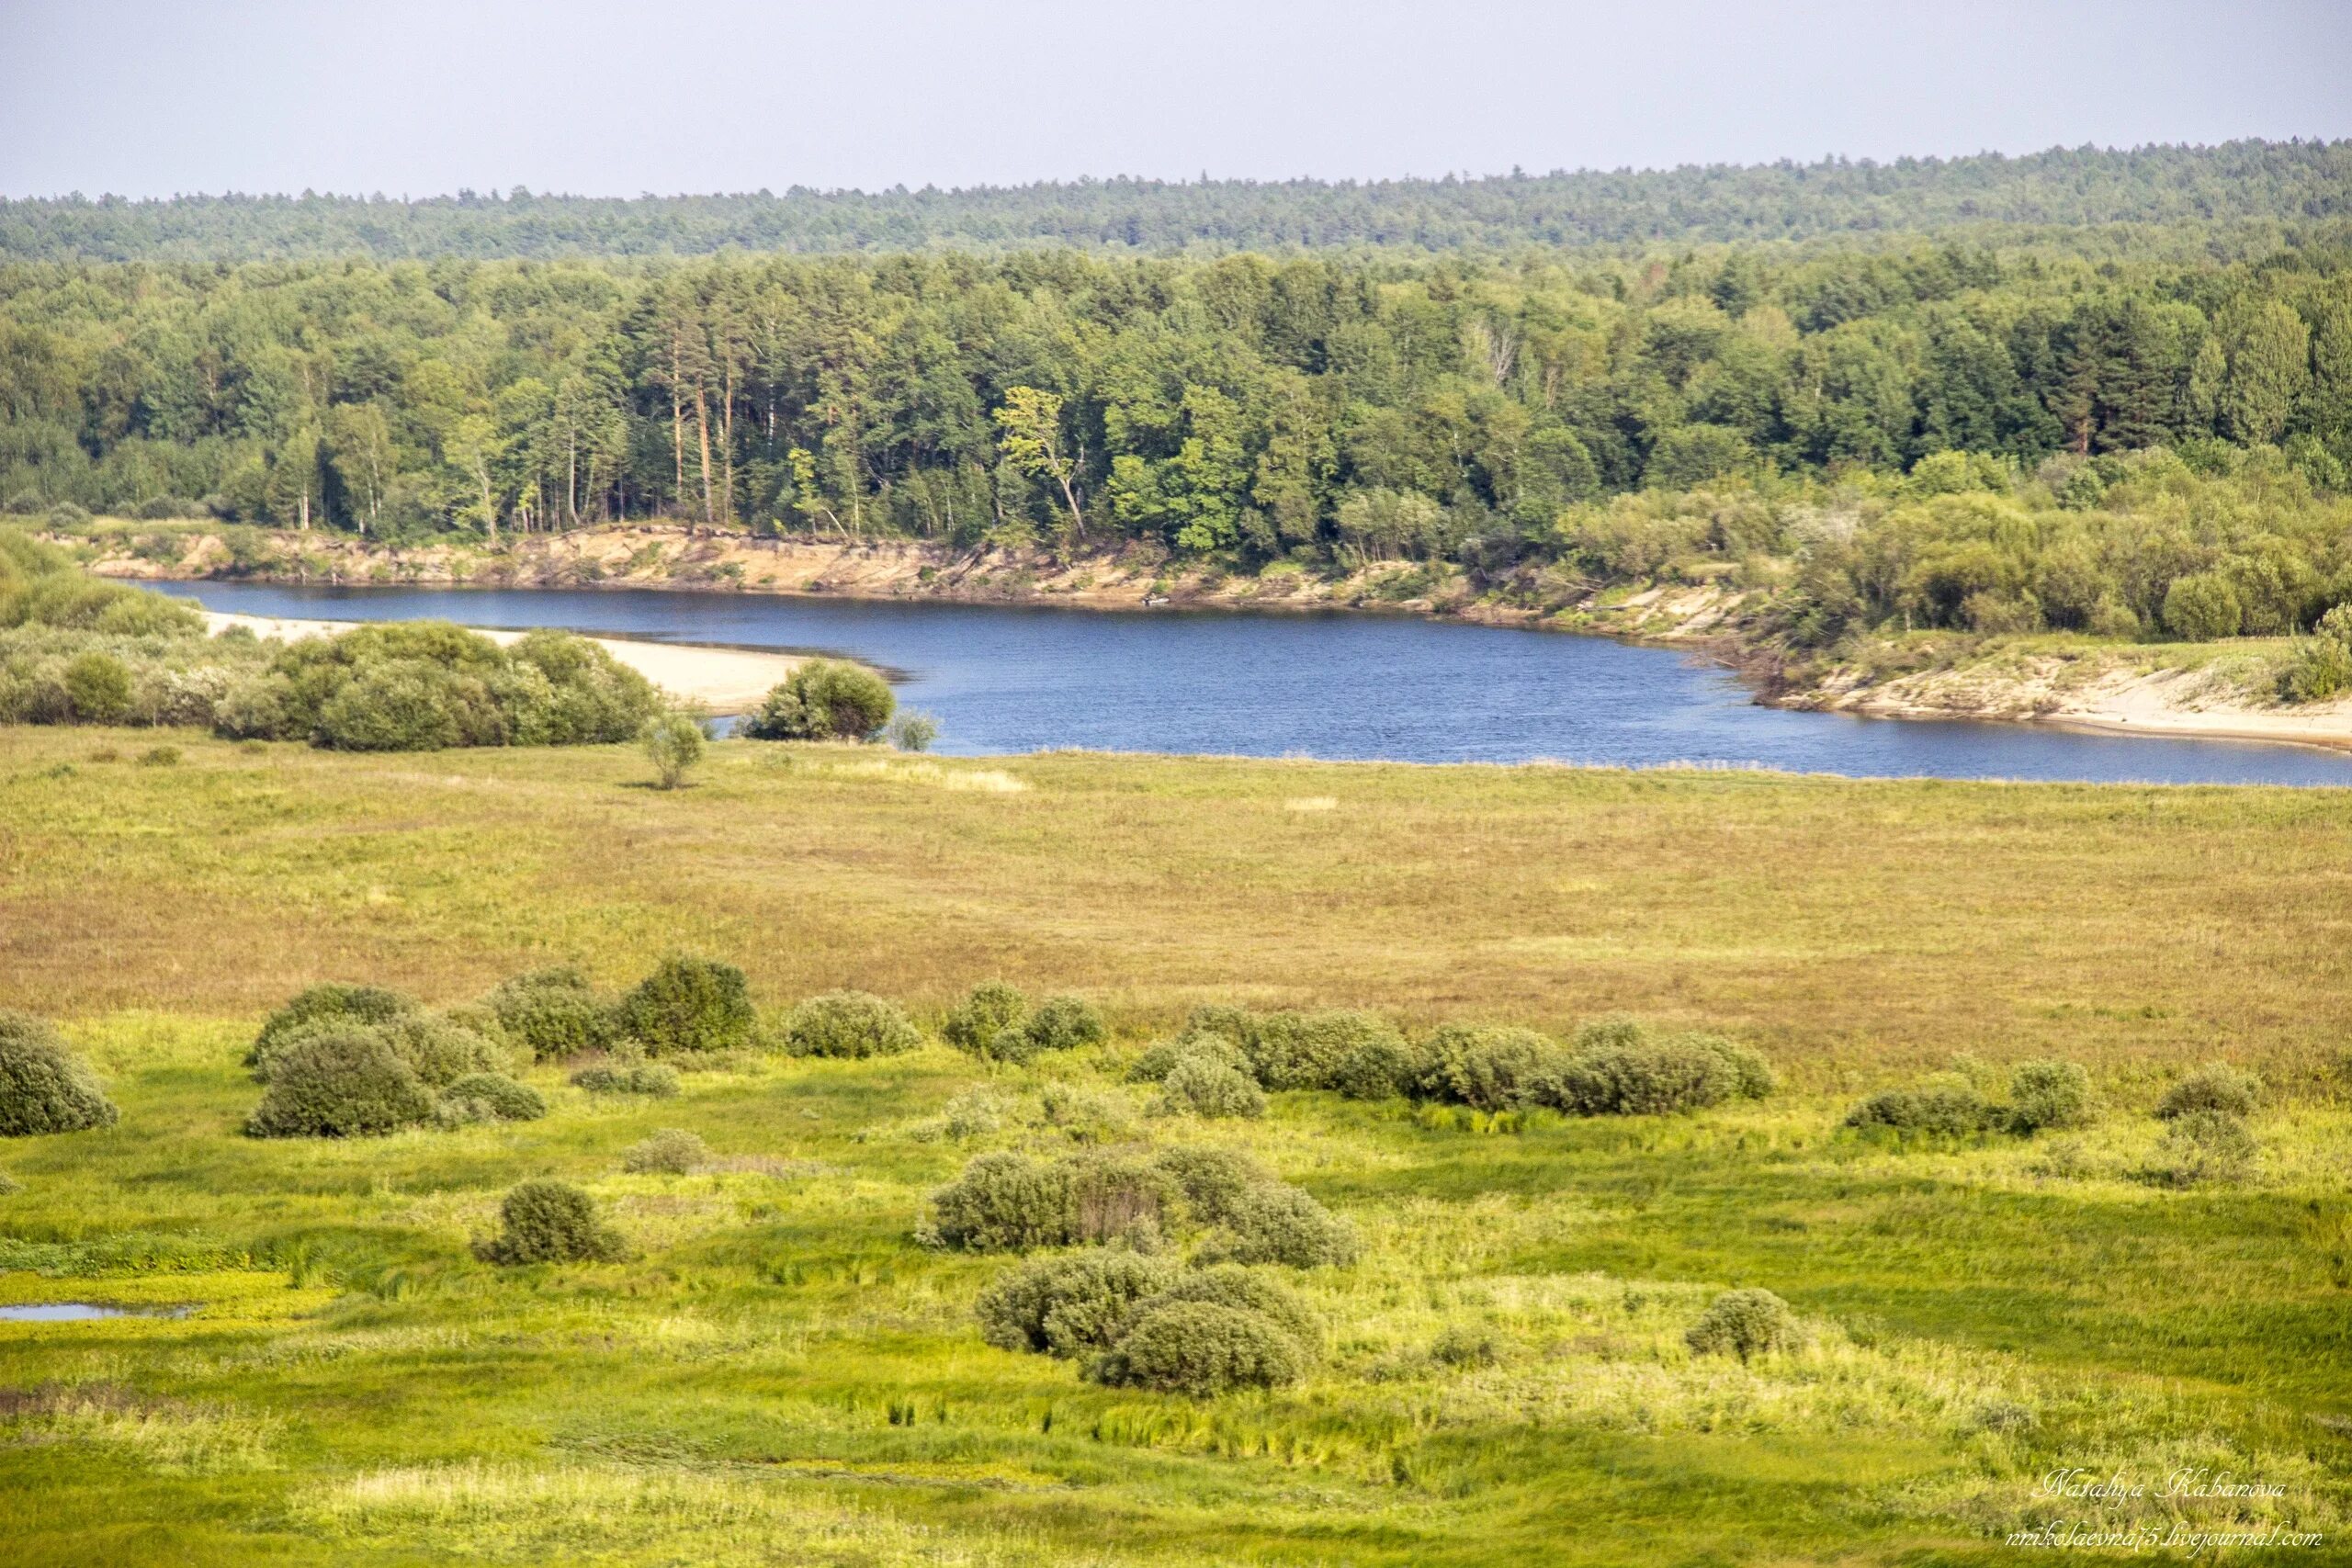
[156,581,2352,785]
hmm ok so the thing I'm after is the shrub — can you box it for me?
[2163,572,2243,640]
[1542,1033,1744,1116]
[1689,1034,1777,1100]
[1845,1077,1994,1135]
[2139,1110,2259,1188]
[1331,1033,1430,1100]
[1241,1010,1400,1091]
[1150,1145,1266,1226]
[1203,1182,1361,1269]
[622,1128,709,1174]
[570,1062,680,1097]
[926,1153,1076,1251]
[1156,1057,1267,1119]
[1019,995,1107,1056]
[1685,1288,1800,1362]
[1420,1023,1559,1111]
[740,659,895,741]
[439,1073,545,1123]
[1136,1265,1317,1351]
[245,1028,438,1138]
[782,991,921,1058]
[250,982,418,1070]
[887,712,939,752]
[62,651,131,722]
[942,981,1029,1059]
[1068,1154,1180,1247]
[1431,1325,1501,1369]
[474,1180,626,1264]
[1128,1033,1250,1084]
[379,1014,508,1088]
[487,967,616,1060]
[1086,1301,1310,1395]
[616,955,757,1056]
[640,710,707,788]
[2155,1063,2262,1121]
[975,1251,1181,1357]
[0,1010,119,1136]
[2006,1058,2098,1134]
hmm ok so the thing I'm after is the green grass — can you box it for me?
[1,728,2349,1563]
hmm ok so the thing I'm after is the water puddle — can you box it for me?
[0,1302,196,1322]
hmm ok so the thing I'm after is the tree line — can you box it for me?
[4,141,2346,262]
[0,240,2346,565]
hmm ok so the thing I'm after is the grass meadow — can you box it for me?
[1,728,2349,1563]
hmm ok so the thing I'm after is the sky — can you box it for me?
[3,0,2347,199]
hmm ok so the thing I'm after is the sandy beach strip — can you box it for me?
[202,611,799,712]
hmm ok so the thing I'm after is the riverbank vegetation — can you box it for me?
[0,730,2347,1563]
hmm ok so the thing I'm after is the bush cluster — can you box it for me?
[570,1061,681,1097]
[739,659,895,741]
[783,991,922,1058]
[473,1180,626,1264]
[1147,1007,1775,1119]
[488,967,616,1060]
[1847,1058,2099,1138]
[243,982,550,1137]
[0,1010,120,1136]
[2140,1109,2261,1188]
[941,983,1104,1065]
[925,1145,1358,1267]
[977,1255,1318,1396]
[246,1027,440,1138]
[438,1073,546,1124]
[249,983,419,1070]
[1154,1055,1266,1119]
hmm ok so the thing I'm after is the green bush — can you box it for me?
[62,650,131,722]
[925,1152,1076,1251]
[1541,1032,1747,1116]
[1128,1033,1251,1084]
[1135,1265,1317,1351]
[1019,995,1107,1056]
[438,1072,545,1123]
[1202,1182,1361,1269]
[486,967,616,1060]
[2155,1063,2262,1120]
[1330,1033,1430,1100]
[622,1128,708,1174]
[2279,637,2352,703]
[1685,1288,1800,1362]
[782,990,922,1058]
[0,1010,119,1136]
[250,982,419,1071]
[975,1251,1181,1357]
[1155,1056,1267,1119]
[1845,1076,1995,1135]
[570,1061,680,1097]
[1238,1010,1400,1091]
[1420,1023,1559,1111]
[942,981,1029,1059]
[379,1014,508,1088]
[640,710,707,789]
[245,1028,438,1138]
[739,659,895,741]
[2162,572,2243,640]
[2139,1110,2259,1188]
[2006,1058,2098,1133]
[616,955,757,1056]
[315,658,498,750]
[1067,1154,1181,1247]
[1149,1145,1266,1226]
[1430,1325,1501,1369]
[474,1179,626,1264]
[1085,1301,1311,1396]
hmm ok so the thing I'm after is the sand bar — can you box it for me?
[204,612,799,712]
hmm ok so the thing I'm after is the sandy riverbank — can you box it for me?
[204,612,799,712]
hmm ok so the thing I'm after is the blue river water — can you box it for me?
[156,581,2352,785]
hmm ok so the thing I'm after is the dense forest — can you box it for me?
[3,239,2347,561]
[5,141,2348,262]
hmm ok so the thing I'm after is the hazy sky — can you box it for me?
[4,0,2347,198]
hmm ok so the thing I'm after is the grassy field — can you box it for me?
[2,728,2349,1564]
